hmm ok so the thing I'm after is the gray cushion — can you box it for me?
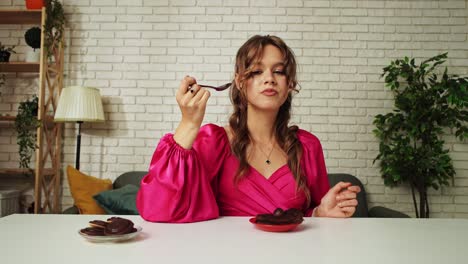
[113,171,147,189]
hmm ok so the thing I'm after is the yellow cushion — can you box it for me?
[67,165,112,214]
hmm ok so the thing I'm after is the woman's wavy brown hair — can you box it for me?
[228,35,311,207]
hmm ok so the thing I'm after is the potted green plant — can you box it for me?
[24,27,41,62]
[373,53,468,218]
[44,0,66,60]
[0,42,16,62]
[15,96,40,170]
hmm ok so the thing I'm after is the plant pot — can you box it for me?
[25,0,44,10]
[33,103,38,117]
[0,51,11,62]
[25,49,40,62]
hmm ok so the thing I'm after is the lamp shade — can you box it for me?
[54,86,105,122]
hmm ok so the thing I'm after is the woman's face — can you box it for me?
[243,45,290,112]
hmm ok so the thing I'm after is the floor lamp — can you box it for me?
[54,86,105,170]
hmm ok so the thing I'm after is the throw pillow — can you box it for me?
[93,184,139,215]
[67,165,112,214]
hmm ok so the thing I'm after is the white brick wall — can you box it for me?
[1,0,467,218]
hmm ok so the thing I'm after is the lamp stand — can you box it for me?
[75,121,83,170]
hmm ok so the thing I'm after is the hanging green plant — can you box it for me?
[44,0,66,59]
[15,96,41,170]
[373,53,468,218]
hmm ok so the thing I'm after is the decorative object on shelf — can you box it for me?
[25,0,45,10]
[24,27,41,62]
[15,96,40,170]
[44,0,65,60]
[373,53,468,218]
[54,86,105,170]
[0,42,16,62]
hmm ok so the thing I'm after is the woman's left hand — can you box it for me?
[315,182,361,218]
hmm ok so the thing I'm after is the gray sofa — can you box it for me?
[63,171,410,218]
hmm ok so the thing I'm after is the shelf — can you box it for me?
[0,10,42,24]
[0,62,40,73]
[0,115,56,126]
[0,115,16,122]
[0,168,54,177]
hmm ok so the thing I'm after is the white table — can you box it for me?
[1,214,467,264]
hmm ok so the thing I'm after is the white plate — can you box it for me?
[78,226,142,243]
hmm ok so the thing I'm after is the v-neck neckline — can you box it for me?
[220,126,289,181]
[249,164,289,181]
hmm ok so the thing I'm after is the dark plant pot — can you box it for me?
[0,51,11,62]
[32,104,39,117]
[25,0,44,10]
[26,97,39,117]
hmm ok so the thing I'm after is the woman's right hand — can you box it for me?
[173,76,211,149]
[315,182,360,218]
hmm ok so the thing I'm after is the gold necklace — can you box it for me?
[256,142,275,165]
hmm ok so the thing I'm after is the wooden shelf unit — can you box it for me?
[0,115,16,121]
[0,8,64,214]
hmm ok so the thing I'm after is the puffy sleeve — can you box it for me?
[136,124,230,223]
[297,130,330,217]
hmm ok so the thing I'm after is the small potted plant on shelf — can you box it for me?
[15,96,40,170]
[0,42,16,62]
[25,0,44,10]
[24,27,41,62]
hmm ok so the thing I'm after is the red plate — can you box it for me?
[249,217,301,232]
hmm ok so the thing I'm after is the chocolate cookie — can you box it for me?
[81,227,105,236]
[106,217,122,222]
[104,218,135,235]
[89,220,108,229]
[81,217,137,237]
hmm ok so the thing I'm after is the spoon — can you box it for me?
[198,82,232,91]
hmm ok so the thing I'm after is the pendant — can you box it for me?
[266,160,271,165]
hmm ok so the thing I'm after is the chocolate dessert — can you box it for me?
[89,220,108,229]
[81,217,137,236]
[255,208,304,225]
[80,227,105,236]
[104,217,136,235]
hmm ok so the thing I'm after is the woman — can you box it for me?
[137,35,360,223]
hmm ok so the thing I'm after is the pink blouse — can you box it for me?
[136,124,330,223]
